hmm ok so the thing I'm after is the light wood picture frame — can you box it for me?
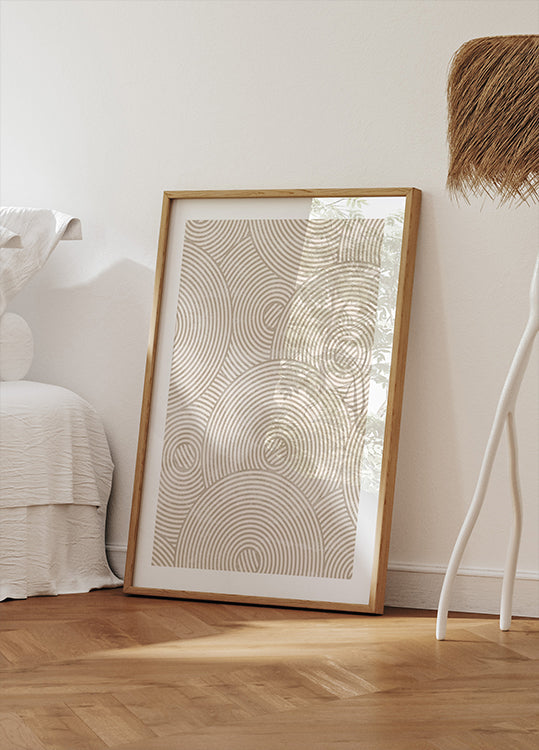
[125,189,421,613]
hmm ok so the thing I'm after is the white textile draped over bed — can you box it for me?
[1,381,113,509]
[0,381,122,600]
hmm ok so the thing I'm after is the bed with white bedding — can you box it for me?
[0,380,122,600]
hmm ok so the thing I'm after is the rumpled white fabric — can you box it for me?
[0,226,22,249]
[0,505,122,600]
[0,381,121,599]
[0,381,113,509]
[0,207,82,315]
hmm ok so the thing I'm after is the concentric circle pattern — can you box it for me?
[185,220,249,264]
[215,227,297,372]
[160,417,204,503]
[152,217,385,579]
[338,218,385,265]
[250,219,312,284]
[271,263,380,420]
[342,415,368,524]
[201,360,350,493]
[169,241,232,407]
[151,534,176,567]
[174,471,324,576]
[152,413,207,564]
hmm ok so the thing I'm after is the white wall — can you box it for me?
[1,0,537,614]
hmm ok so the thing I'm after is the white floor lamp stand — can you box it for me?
[436,253,538,640]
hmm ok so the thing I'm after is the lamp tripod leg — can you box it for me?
[500,411,523,631]
[436,317,536,641]
[435,410,506,641]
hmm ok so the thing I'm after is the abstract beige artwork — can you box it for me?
[151,218,384,579]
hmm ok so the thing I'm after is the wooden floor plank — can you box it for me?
[0,590,537,750]
[0,628,56,667]
[113,685,232,736]
[102,610,182,646]
[16,704,107,750]
[0,712,48,750]
[67,694,157,747]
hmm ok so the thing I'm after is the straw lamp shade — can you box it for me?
[447,35,539,204]
[437,35,539,641]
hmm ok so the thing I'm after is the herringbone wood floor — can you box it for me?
[0,589,537,749]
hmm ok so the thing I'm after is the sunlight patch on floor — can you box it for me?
[85,612,481,662]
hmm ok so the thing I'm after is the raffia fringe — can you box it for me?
[447,35,539,205]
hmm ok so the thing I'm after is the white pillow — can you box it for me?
[0,312,34,381]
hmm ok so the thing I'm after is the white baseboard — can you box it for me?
[106,544,538,618]
[385,563,539,617]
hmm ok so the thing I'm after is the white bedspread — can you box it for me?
[0,381,113,509]
[0,380,122,600]
[0,504,122,600]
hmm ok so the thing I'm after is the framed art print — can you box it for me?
[125,189,421,613]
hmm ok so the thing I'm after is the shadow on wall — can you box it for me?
[11,258,155,554]
[20,258,154,398]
